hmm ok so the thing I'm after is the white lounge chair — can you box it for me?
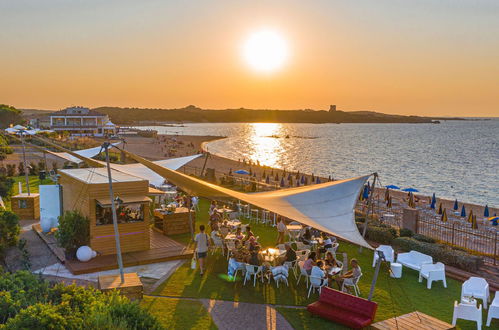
[486,291,499,326]
[372,245,395,267]
[396,250,433,271]
[308,276,328,298]
[342,273,363,296]
[452,301,482,330]
[244,265,263,287]
[462,277,490,309]
[419,262,447,289]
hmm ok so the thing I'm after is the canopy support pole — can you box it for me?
[200,152,210,178]
[103,142,125,284]
[20,131,31,196]
[368,250,384,301]
[360,173,377,252]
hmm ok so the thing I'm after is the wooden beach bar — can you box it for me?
[153,207,195,235]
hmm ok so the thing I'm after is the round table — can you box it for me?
[390,262,403,278]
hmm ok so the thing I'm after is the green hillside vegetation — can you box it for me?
[0,105,23,129]
[94,105,450,125]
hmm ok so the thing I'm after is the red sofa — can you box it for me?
[307,287,377,329]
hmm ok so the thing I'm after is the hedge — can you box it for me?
[356,222,398,244]
[392,237,484,272]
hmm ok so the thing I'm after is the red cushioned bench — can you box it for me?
[307,287,377,329]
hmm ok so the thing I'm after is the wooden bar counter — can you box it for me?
[154,207,195,235]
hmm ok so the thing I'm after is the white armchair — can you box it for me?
[486,291,499,326]
[342,273,363,296]
[296,260,310,288]
[271,266,289,288]
[419,262,447,289]
[244,265,263,287]
[308,275,328,298]
[372,245,395,267]
[461,277,490,309]
[452,301,482,330]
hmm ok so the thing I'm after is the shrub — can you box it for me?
[412,234,436,243]
[55,211,90,256]
[0,211,20,260]
[365,225,398,244]
[392,237,484,271]
[3,302,79,329]
[0,176,15,199]
[399,228,413,237]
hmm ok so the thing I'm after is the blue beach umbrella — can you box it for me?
[430,199,436,209]
[460,205,466,217]
[453,199,459,211]
[385,185,400,190]
[431,193,436,205]
[300,176,305,184]
[316,177,320,184]
[265,176,270,184]
[235,169,250,175]
[484,205,489,217]
[402,188,419,193]
[489,216,498,226]
[280,178,285,187]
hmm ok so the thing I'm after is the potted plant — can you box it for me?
[55,211,89,260]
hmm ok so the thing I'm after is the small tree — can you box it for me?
[0,175,15,199]
[55,211,89,259]
[0,211,20,262]
[6,164,16,177]
[17,162,25,176]
[28,162,38,176]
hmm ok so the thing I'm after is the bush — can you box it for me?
[412,234,436,243]
[0,176,15,199]
[356,221,398,244]
[0,211,20,261]
[55,211,90,256]
[393,237,484,271]
[399,228,413,237]
[3,303,76,329]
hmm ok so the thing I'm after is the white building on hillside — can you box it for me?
[49,106,117,136]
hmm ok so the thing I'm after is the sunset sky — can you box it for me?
[1,0,498,117]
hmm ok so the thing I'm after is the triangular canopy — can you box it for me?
[121,148,373,249]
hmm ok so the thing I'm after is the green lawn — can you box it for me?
[156,198,497,329]
[141,296,217,330]
[3,175,53,210]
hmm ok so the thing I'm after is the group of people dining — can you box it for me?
[193,200,362,294]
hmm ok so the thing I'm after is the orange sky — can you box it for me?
[1,1,498,117]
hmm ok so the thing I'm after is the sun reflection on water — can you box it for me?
[244,123,284,168]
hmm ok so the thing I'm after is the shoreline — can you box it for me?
[122,133,498,216]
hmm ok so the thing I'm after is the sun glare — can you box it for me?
[243,29,288,73]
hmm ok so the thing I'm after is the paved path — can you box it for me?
[200,299,294,330]
[147,295,300,330]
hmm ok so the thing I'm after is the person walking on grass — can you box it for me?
[276,217,287,245]
[194,225,210,275]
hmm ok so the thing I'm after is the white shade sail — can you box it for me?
[121,149,373,249]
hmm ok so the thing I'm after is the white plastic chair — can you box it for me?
[486,291,499,326]
[296,261,310,288]
[295,242,311,251]
[225,240,236,260]
[308,275,328,298]
[271,266,289,288]
[372,245,395,267]
[419,262,447,289]
[244,265,263,287]
[296,249,310,262]
[283,260,297,278]
[461,277,490,309]
[211,236,224,256]
[342,273,363,296]
[452,301,482,330]
[233,262,247,280]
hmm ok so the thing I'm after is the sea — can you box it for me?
[136,120,499,207]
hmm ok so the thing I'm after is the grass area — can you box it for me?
[3,175,53,210]
[156,198,497,330]
[276,308,349,330]
[141,296,217,330]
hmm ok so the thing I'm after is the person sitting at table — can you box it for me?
[310,260,328,286]
[227,240,249,278]
[209,200,217,216]
[334,259,361,292]
[234,227,243,240]
[211,228,222,241]
[279,243,297,266]
[319,233,334,256]
[303,251,317,275]
[244,225,255,241]
[247,245,263,266]
[324,251,338,269]
[247,236,259,251]
[299,227,312,245]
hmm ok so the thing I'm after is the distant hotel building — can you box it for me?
[49,106,117,136]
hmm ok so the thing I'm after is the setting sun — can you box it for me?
[242,29,289,73]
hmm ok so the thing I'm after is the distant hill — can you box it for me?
[92,105,457,125]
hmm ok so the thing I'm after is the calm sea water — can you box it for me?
[138,120,498,207]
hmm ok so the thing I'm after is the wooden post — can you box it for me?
[200,152,209,177]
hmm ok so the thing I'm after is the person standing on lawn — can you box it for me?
[276,217,287,245]
[194,225,209,275]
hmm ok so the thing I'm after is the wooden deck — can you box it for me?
[33,224,193,275]
[370,311,455,329]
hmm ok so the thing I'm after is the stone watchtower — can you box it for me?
[329,105,337,112]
